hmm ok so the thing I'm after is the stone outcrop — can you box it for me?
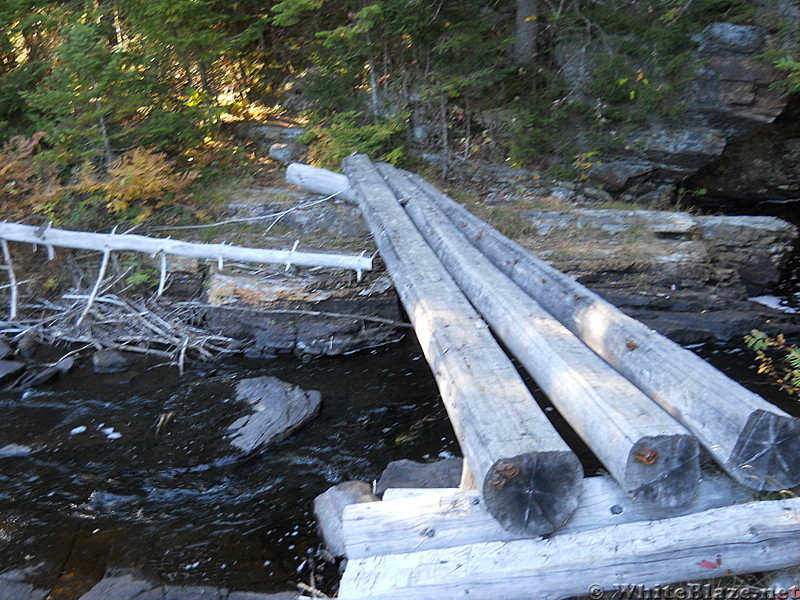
[519,209,799,344]
[589,22,790,192]
[203,272,404,358]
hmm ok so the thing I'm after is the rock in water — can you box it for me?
[227,376,321,454]
[375,457,464,496]
[313,480,379,557]
[92,349,133,374]
[0,360,25,383]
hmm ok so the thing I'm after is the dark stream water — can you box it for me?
[0,336,458,597]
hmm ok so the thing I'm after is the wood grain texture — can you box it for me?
[402,169,800,492]
[342,154,582,535]
[378,163,699,507]
[344,472,757,559]
[339,497,800,599]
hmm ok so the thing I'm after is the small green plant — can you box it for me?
[122,256,159,290]
[745,330,800,396]
[301,111,408,169]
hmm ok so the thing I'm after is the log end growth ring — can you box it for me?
[626,434,700,508]
[482,451,583,536]
[728,410,800,491]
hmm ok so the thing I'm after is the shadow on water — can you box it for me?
[0,335,458,596]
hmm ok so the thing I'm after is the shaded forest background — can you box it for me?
[0,0,798,230]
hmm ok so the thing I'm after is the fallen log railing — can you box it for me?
[376,162,700,508]
[286,161,800,492]
[0,221,373,323]
[342,154,583,536]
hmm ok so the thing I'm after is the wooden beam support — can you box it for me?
[342,155,583,536]
[377,163,699,508]
[344,472,757,559]
[0,222,372,274]
[338,497,800,600]
[400,170,800,492]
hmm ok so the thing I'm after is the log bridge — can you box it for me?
[288,156,800,599]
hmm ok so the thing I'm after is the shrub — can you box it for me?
[73,148,199,223]
[745,330,800,397]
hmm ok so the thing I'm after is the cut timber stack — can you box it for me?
[342,154,583,536]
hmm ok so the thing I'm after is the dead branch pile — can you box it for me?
[0,294,244,372]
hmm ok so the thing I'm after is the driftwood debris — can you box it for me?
[378,163,700,508]
[343,154,583,536]
[286,161,800,492]
[338,497,800,600]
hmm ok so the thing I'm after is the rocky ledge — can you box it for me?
[519,209,799,344]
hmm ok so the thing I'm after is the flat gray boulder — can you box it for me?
[79,574,161,600]
[376,457,463,496]
[92,349,133,374]
[227,376,321,454]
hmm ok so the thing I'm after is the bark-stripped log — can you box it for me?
[280,164,800,492]
[286,163,355,202]
[338,497,800,600]
[342,155,582,536]
[400,171,800,492]
[377,163,699,507]
[0,222,372,273]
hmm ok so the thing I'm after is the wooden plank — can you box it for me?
[342,155,583,536]
[338,497,800,600]
[377,163,699,508]
[343,472,757,559]
[0,222,372,273]
[399,169,800,492]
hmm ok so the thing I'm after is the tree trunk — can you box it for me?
[514,0,540,65]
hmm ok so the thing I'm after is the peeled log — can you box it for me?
[0,222,371,273]
[378,163,699,507]
[402,171,800,492]
[342,155,583,536]
[285,161,800,490]
[286,163,355,202]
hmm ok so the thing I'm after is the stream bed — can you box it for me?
[0,336,457,597]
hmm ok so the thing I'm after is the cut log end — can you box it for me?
[728,410,800,491]
[482,451,583,536]
[625,434,700,508]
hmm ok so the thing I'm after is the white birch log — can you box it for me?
[0,222,372,273]
[344,471,757,559]
[378,163,699,508]
[338,497,800,600]
[342,154,583,536]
